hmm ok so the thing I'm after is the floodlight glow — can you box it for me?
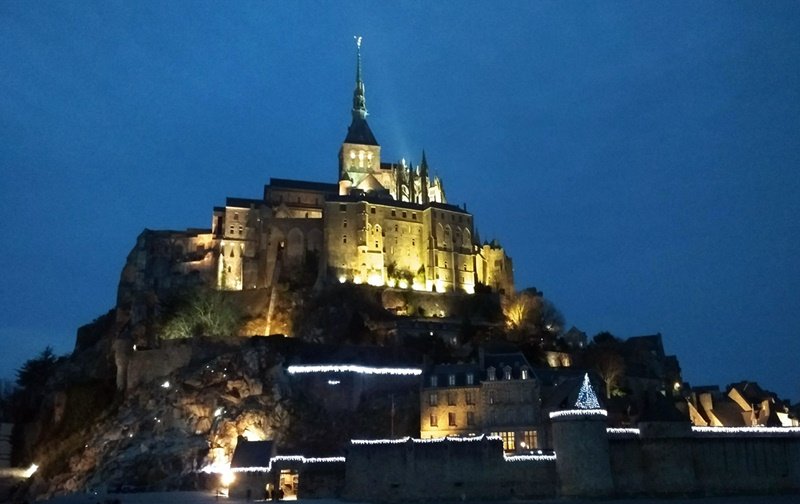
[23,463,38,478]
[220,470,235,486]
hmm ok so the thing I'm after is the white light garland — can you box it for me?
[549,408,608,419]
[287,364,422,376]
[503,453,557,462]
[607,428,640,435]
[211,456,346,474]
[351,434,501,445]
[692,426,800,434]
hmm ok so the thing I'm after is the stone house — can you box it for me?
[419,350,543,452]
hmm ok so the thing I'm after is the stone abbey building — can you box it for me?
[118,44,513,340]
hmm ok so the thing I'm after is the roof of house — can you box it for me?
[230,438,275,468]
[268,178,339,193]
[226,197,264,208]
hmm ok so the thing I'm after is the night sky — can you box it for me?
[1,2,798,401]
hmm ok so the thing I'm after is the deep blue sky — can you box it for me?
[1,2,798,401]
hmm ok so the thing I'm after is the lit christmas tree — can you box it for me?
[575,373,601,409]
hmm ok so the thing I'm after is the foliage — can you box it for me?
[15,346,58,390]
[160,287,243,340]
[585,332,626,399]
[502,290,539,330]
[500,288,565,347]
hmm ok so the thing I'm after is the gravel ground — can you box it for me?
[37,491,800,504]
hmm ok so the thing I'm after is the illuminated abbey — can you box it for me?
[121,41,513,304]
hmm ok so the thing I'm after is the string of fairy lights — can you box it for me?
[286,364,422,376]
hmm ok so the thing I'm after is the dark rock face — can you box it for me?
[16,339,287,501]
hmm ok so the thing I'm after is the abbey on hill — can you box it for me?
[118,42,513,336]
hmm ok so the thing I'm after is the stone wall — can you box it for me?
[609,429,800,496]
[343,426,800,501]
[0,423,11,468]
[126,344,192,390]
[344,438,556,502]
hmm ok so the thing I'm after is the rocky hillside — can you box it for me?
[12,333,421,503]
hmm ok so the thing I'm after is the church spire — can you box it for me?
[352,36,367,121]
[343,36,378,146]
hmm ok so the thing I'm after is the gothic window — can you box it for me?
[342,235,347,244]
[521,368,529,380]
[412,239,415,246]
[343,219,347,228]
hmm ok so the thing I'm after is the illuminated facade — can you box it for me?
[212,42,513,294]
[120,42,514,329]
[419,351,542,452]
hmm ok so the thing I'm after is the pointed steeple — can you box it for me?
[344,36,378,146]
[352,36,367,121]
[408,159,415,204]
[419,150,430,205]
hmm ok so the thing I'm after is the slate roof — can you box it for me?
[230,438,275,468]
[226,197,264,208]
[344,116,379,146]
[268,178,339,193]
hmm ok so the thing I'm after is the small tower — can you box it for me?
[549,373,614,497]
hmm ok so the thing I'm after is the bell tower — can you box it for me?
[338,37,383,195]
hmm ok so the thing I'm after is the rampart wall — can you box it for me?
[610,429,800,495]
[344,438,556,502]
[343,425,800,502]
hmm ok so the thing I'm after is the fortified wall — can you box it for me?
[343,419,800,502]
[344,437,556,502]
